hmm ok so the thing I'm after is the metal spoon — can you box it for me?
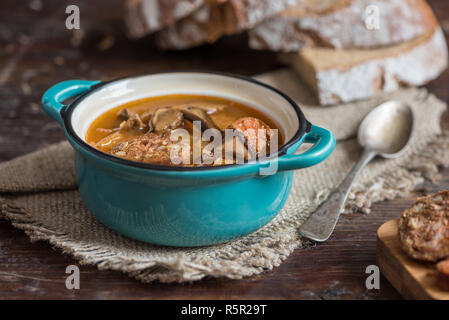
[299,101,414,242]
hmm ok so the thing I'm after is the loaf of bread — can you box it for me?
[155,0,302,49]
[280,26,448,105]
[124,0,448,106]
[249,0,437,52]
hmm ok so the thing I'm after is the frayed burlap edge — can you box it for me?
[0,194,319,283]
[1,131,448,283]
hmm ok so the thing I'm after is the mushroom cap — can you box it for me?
[173,105,221,131]
[149,107,184,133]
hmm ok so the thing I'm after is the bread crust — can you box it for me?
[399,191,449,262]
[125,0,206,37]
[155,0,301,49]
[281,27,448,105]
[155,2,228,49]
[249,0,437,51]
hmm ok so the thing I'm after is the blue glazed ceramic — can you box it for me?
[41,72,335,247]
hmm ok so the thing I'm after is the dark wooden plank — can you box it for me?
[0,0,448,299]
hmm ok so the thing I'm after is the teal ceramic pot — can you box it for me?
[41,72,335,247]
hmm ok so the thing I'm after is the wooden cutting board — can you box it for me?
[376,219,449,300]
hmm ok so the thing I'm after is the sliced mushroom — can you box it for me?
[173,105,220,131]
[149,107,184,133]
[181,102,226,114]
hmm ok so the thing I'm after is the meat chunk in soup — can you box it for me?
[118,108,146,131]
[230,117,274,156]
[112,133,174,165]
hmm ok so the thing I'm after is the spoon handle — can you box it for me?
[299,150,376,242]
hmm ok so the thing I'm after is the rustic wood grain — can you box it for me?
[0,0,448,299]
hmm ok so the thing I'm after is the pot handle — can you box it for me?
[42,80,100,126]
[275,125,335,172]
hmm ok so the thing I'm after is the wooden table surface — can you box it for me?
[0,0,448,300]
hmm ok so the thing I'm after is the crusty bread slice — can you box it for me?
[155,0,302,50]
[280,27,448,105]
[154,1,226,49]
[249,0,437,52]
[125,0,207,37]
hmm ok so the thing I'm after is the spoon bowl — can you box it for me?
[358,101,414,158]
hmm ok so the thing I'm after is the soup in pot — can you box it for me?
[86,94,283,167]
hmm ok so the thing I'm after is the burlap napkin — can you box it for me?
[1,69,448,283]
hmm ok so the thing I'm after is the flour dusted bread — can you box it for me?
[125,0,206,37]
[155,1,227,49]
[127,0,440,53]
[249,0,437,52]
[155,0,302,49]
[280,27,448,105]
